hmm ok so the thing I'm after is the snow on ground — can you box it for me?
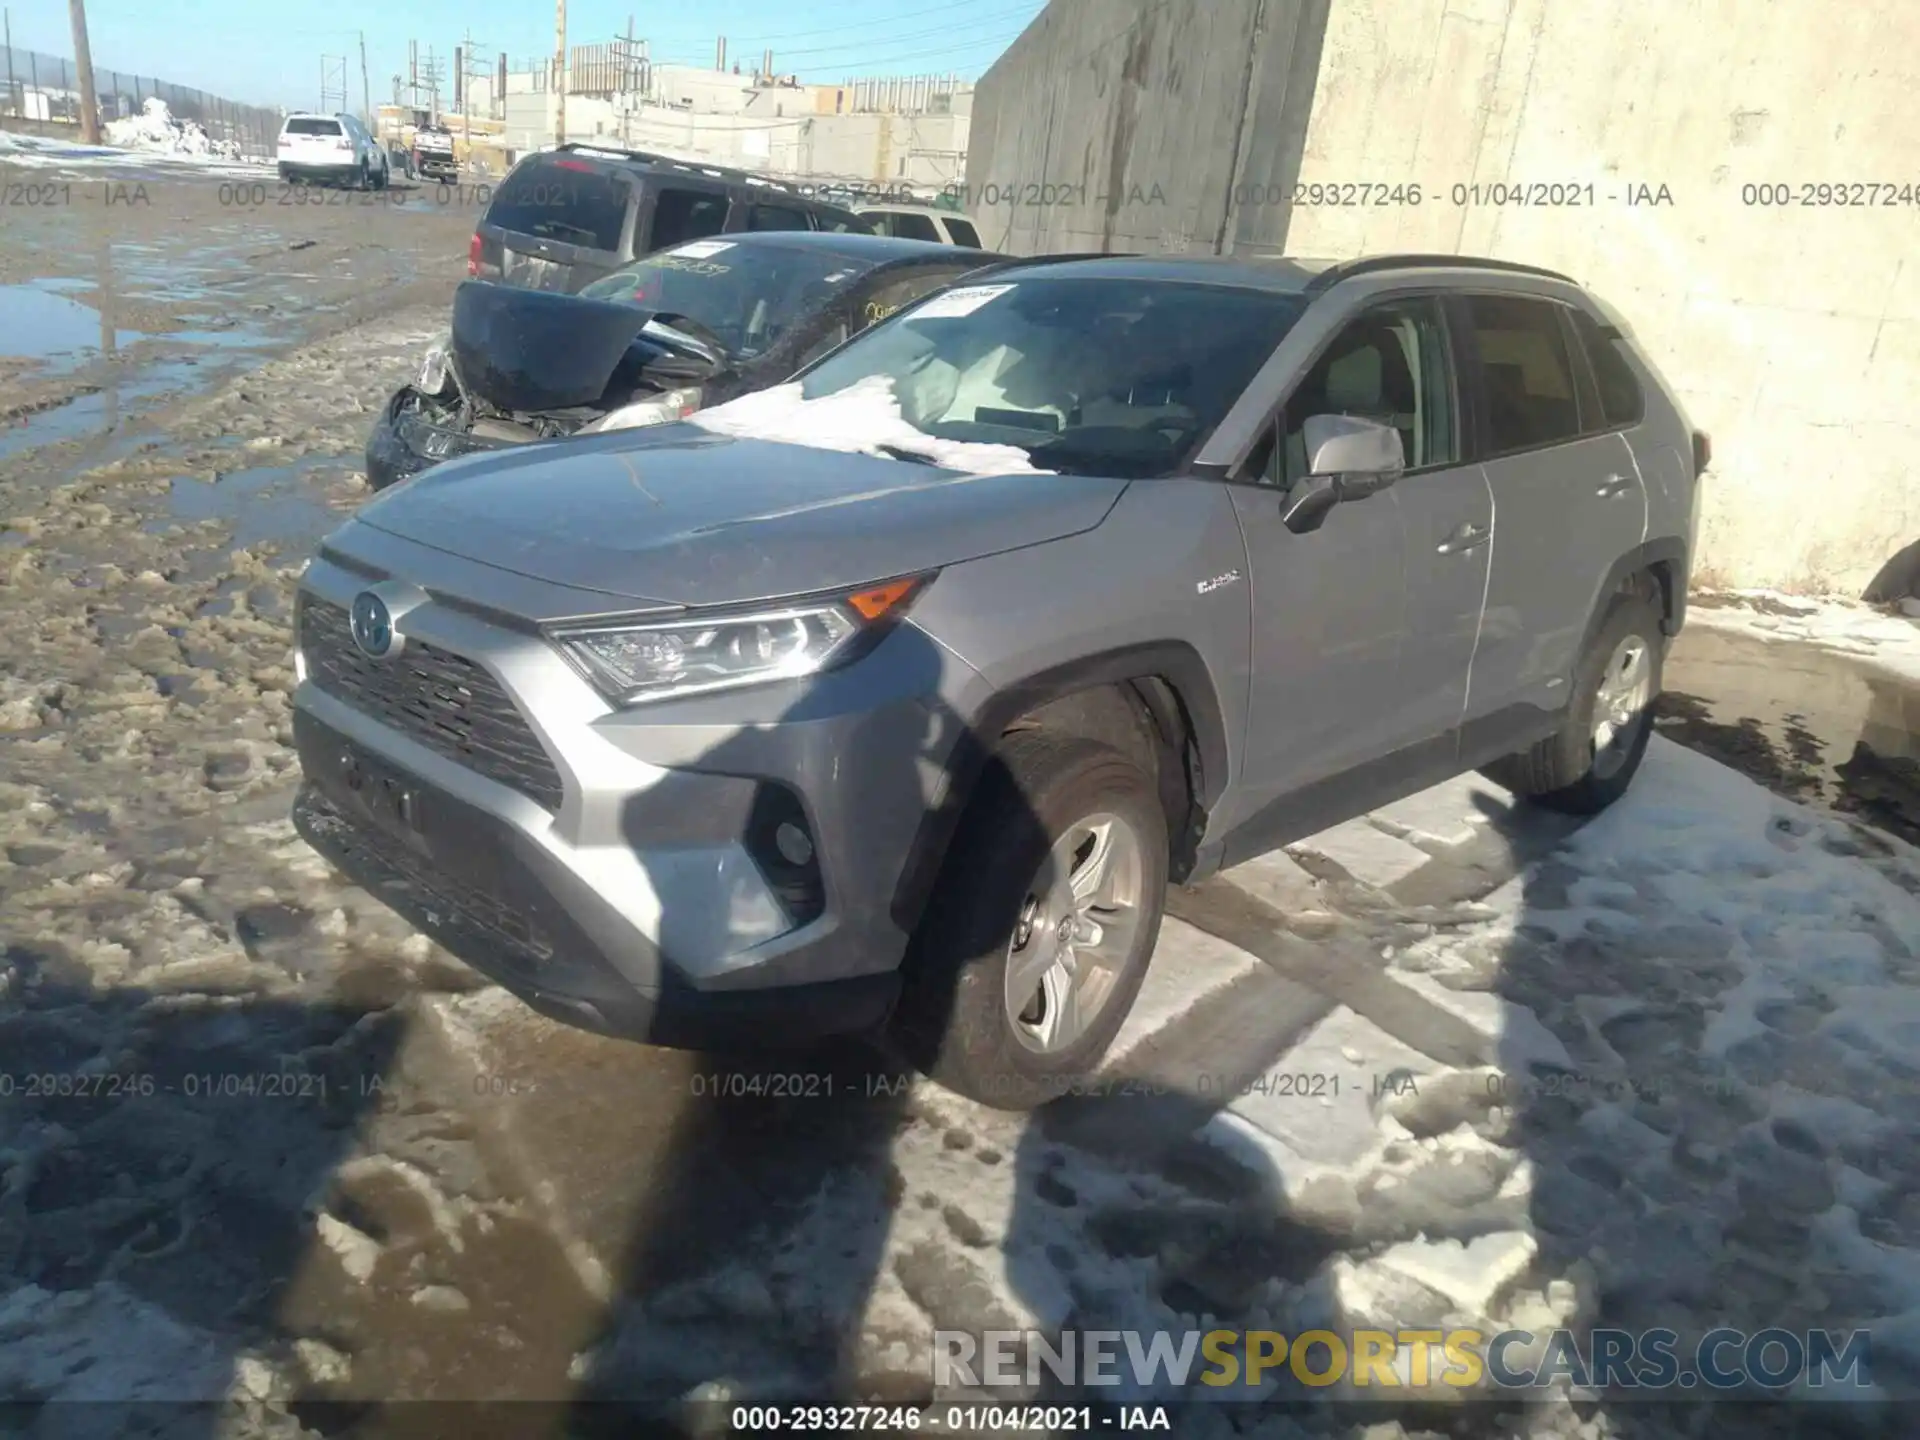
[1689,587,1920,685]
[515,738,1920,1421]
[688,376,1055,476]
[0,121,268,176]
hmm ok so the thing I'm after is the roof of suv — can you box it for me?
[703,230,995,262]
[982,251,1578,295]
[531,143,857,211]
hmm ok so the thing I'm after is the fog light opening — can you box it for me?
[774,820,814,866]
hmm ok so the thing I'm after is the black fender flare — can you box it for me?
[888,641,1231,936]
[1579,537,1689,661]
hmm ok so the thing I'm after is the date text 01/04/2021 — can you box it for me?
[728,1404,1172,1432]
[938,181,1680,208]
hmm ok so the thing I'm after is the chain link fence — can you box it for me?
[1,44,284,159]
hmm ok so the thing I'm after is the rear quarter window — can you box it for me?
[1570,307,1646,427]
[485,160,632,252]
[944,218,982,248]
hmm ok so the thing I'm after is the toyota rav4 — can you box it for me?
[290,252,1707,1108]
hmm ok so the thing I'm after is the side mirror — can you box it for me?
[1279,415,1407,534]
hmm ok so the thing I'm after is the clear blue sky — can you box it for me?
[4,0,1048,111]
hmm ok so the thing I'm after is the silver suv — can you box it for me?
[291,253,1707,1107]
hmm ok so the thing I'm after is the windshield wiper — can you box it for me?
[876,443,943,466]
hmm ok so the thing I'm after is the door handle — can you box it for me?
[1596,474,1635,498]
[1436,522,1490,554]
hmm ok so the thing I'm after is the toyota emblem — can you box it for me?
[350,591,394,658]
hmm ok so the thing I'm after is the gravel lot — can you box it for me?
[4,167,1920,1440]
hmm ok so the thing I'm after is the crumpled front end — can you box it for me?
[364,386,518,492]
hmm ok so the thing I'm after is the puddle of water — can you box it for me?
[0,359,209,466]
[1660,624,1920,843]
[157,454,350,549]
[0,282,143,363]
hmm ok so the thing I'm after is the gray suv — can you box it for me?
[291,253,1707,1107]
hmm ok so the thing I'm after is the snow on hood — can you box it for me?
[686,376,1054,476]
[103,98,242,161]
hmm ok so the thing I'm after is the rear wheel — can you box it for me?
[1483,583,1664,814]
[893,732,1166,1109]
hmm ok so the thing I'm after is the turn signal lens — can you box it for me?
[847,577,921,621]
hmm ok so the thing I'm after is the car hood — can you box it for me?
[451,279,662,413]
[351,427,1128,608]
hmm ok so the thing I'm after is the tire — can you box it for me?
[1483,582,1664,815]
[892,732,1167,1110]
[374,159,389,191]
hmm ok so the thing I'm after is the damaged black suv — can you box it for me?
[366,230,1005,490]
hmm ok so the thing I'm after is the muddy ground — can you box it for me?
[5,169,1920,1439]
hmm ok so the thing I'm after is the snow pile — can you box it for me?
[103,96,239,160]
[1689,587,1920,685]
[687,376,1053,477]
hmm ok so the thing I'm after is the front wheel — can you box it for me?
[1483,583,1664,814]
[893,732,1167,1109]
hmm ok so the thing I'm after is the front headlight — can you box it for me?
[581,386,704,434]
[551,575,929,706]
[416,335,452,394]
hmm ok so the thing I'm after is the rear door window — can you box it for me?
[1568,307,1645,428]
[649,187,730,249]
[944,217,982,248]
[285,118,342,136]
[486,159,633,252]
[1464,294,1583,453]
[888,211,943,242]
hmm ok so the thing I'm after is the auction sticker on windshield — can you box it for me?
[912,283,1013,319]
[672,240,735,258]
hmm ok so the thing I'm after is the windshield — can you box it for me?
[795,276,1306,477]
[577,241,875,361]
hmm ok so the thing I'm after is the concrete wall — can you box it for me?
[966,0,1329,258]
[1284,0,1920,596]
[970,0,1920,597]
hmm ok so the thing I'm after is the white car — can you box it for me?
[277,112,389,189]
[853,204,984,248]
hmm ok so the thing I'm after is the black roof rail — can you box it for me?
[1305,253,1576,292]
[552,142,823,199]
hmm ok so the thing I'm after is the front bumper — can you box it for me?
[291,536,986,1048]
[364,387,514,491]
[293,724,896,1048]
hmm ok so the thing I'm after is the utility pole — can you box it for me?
[358,30,371,128]
[552,0,566,146]
[66,0,99,142]
[4,9,17,119]
[456,29,486,159]
[611,15,639,149]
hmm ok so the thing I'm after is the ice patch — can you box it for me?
[687,376,1054,476]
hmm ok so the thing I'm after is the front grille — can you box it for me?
[299,598,566,811]
[297,788,553,967]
